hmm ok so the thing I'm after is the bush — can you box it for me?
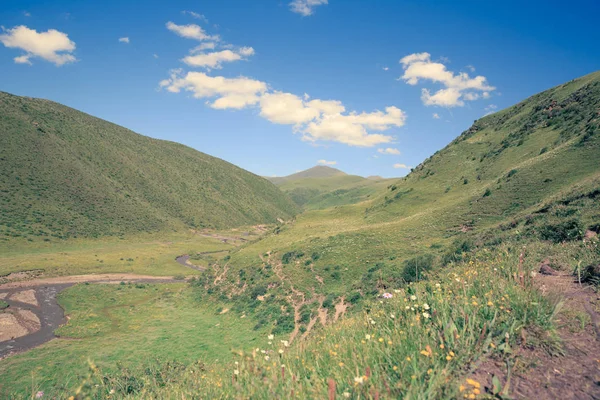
[539,218,584,243]
[0,300,8,310]
[442,238,475,265]
[402,254,434,282]
[483,188,492,197]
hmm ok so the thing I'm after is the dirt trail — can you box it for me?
[0,274,180,290]
[470,273,600,399]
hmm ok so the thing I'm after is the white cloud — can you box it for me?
[466,65,475,72]
[432,113,440,119]
[118,37,130,43]
[24,11,31,17]
[289,0,328,16]
[191,42,216,52]
[182,11,208,23]
[161,70,405,147]
[166,21,218,41]
[393,163,412,169]
[160,70,267,109]
[400,52,494,107]
[483,104,498,116]
[153,53,159,58]
[182,47,254,69]
[0,25,76,66]
[378,147,401,155]
[317,159,337,166]
[383,67,389,71]
[303,107,404,147]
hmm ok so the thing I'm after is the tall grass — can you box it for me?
[21,245,562,399]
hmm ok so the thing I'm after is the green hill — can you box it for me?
[269,166,396,209]
[0,91,299,241]
[207,70,600,328]
[267,165,346,185]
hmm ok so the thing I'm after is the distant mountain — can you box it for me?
[267,166,395,209]
[0,91,299,241]
[267,166,346,185]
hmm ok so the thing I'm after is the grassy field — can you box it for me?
[8,238,596,399]
[0,232,239,277]
[0,283,267,396]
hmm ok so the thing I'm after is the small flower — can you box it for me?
[354,376,365,384]
[410,295,417,301]
[343,393,351,398]
[234,369,239,375]
[265,356,270,361]
[390,313,396,319]
[466,378,481,388]
[281,340,289,347]
[378,337,384,342]
[268,334,274,340]
[382,292,393,299]
[365,334,371,340]
[278,349,284,354]
[423,303,430,310]
[35,392,44,399]
[422,312,431,319]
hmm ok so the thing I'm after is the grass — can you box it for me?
[0,232,236,277]
[0,90,298,241]
[8,242,571,399]
[0,300,8,310]
[0,283,267,397]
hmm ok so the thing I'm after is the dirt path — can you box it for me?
[470,273,600,399]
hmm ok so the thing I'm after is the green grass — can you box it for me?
[0,90,299,241]
[7,242,573,399]
[0,232,236,277]
[0,300,8,310]
[0,283,267,396]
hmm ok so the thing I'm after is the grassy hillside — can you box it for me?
[0,91,299,241]
[200,70,600,335]
[270,166,395,209]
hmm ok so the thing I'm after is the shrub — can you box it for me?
[483,188,492,197]
[402,254,434,282]
[442,238,475,265]
[539,218,584,243]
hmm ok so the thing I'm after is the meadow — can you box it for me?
[0,283,267,396]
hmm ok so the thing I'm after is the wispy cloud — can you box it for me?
[432,113,440,119]
[182,11,208,23]
[118,37,130,44]
[378,148,401,155]
[393,163,412,169]
[289,0,328,16]
[317,159,337,166]
[166,21,219,41]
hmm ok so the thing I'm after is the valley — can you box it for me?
[1,69,599,399]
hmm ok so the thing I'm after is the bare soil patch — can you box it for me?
[0,274,178,290]
[0,313,29,342]
[470,273,600,399]
[9,289,39,307]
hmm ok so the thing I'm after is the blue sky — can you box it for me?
[1,0,599,178]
